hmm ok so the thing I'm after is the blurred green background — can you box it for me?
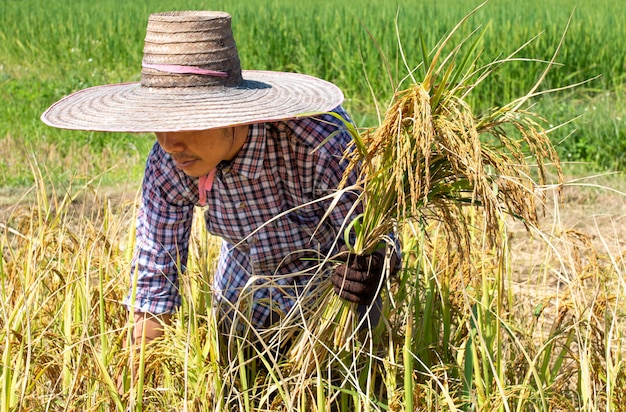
[1,0,624,189]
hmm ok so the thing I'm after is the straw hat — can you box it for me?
[41,11,344,132]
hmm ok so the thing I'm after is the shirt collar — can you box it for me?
[216,122,266,180]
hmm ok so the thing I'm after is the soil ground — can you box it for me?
[504,172,626,353]
[509,173,626,274]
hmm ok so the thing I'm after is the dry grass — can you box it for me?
[1,159,625,411]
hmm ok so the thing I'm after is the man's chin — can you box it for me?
[173,160,210,177]
[181,170,206,178]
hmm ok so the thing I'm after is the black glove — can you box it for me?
[330,247,386,305]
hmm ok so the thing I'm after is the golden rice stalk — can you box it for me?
[288,2,567,372]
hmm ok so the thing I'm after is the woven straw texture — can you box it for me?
[41,11,344,132]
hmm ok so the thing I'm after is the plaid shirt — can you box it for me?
[125,106,360,327]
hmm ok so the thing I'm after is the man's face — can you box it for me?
[155,126,248,177]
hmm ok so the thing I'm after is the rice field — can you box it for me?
[1,0,625,187]
[1,0,626,411]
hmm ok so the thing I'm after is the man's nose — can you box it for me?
[158,133,185,153]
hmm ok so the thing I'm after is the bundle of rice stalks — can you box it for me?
[289,3,568,373]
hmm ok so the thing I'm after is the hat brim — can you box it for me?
[41,70,344,132]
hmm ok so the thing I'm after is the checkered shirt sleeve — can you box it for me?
[123,145,197,314]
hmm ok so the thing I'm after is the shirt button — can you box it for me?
[238,202,247,209]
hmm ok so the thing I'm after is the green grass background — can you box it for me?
[1,0,624,189]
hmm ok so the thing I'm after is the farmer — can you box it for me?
[41,11,393,350]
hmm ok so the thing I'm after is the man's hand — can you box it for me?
[116,312,172,395]
[331,247,394,304]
